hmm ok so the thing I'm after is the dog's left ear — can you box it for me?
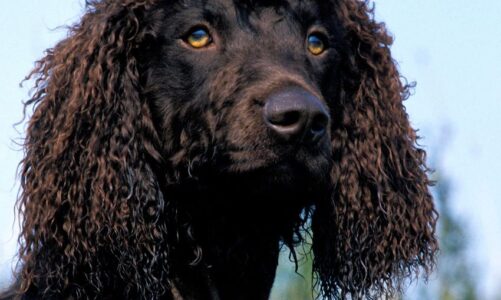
[312,0,438,298]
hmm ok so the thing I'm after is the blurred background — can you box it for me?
[0,1,500,299]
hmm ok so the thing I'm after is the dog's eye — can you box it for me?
[184,28,212,49]
[307,33,327,55]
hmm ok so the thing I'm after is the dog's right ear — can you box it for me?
[15,1,173,298]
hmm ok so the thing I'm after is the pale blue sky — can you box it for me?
[1,0,500,298]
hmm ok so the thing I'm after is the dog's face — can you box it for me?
[144,0,340,188]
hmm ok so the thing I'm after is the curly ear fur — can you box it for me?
[312,1,438,298]
[15,1,172,298]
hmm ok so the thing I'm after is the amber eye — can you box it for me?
[307,33,327,55]
[184,27,212,48]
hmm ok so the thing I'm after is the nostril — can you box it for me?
[268,110,301,127]
[311,114,328,134]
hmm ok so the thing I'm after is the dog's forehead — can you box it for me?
[175,0,321,21]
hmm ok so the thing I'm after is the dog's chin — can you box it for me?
[214,151,332,196]
[229,160,328,183]
[226,146,331,177]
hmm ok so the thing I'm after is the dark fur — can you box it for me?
[3,0,438,299]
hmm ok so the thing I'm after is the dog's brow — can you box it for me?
[197,1,236,30]
[202,8,225,26]
[294,0,321,23]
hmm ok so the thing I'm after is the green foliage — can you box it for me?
[426,170,479,300]
[271,244,316,300]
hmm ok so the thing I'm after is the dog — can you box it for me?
[2,0,438,299]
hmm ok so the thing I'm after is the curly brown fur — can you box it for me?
[2,0,437,299]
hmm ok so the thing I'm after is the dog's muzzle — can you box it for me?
[263,87,330,144]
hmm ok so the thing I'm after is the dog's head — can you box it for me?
[143,0,338,186]
[16,0,438,298]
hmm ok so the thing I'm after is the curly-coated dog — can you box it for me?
[2,0,438,299]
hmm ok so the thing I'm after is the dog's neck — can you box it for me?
[172,218,282,300]
[168,176,311,300]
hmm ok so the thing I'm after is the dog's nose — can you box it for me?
[263,87,329,143]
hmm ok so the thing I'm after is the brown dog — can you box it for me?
[2,0,437,299]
